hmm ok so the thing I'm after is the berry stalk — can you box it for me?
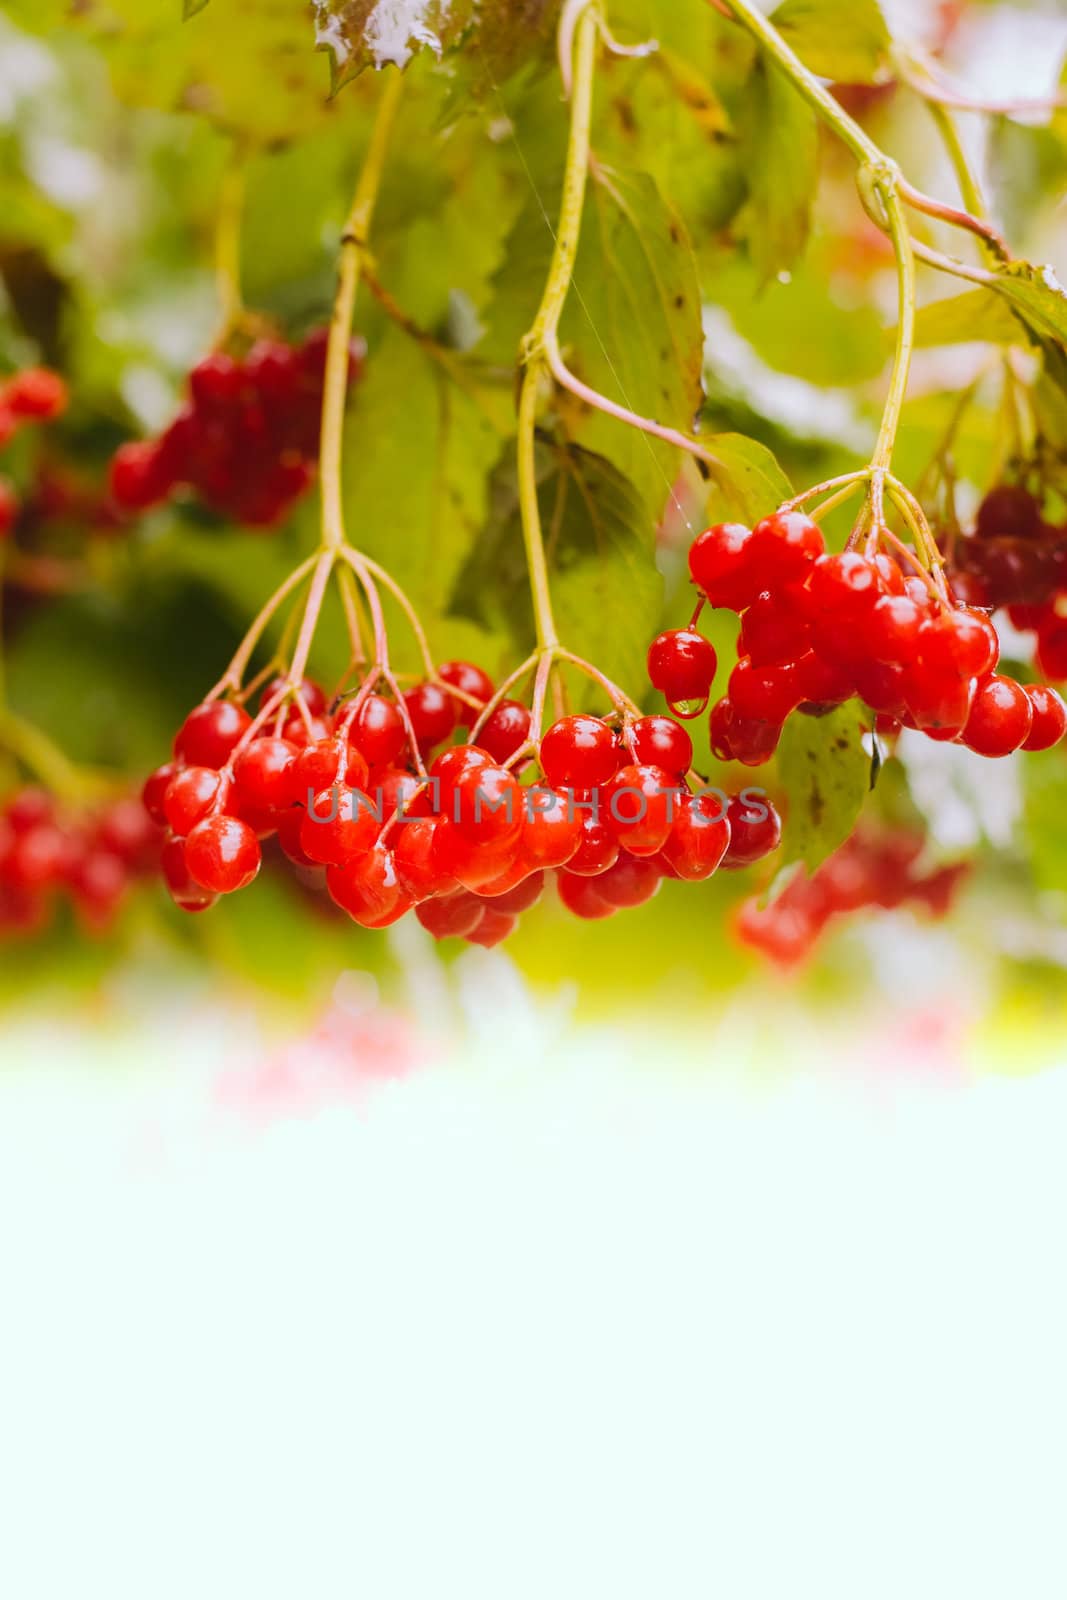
[319,67,404,558]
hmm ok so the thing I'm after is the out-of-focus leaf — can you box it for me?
[739,57,818,285]
[777,704,869,872]
[913,288,1024,348]
[772,0,890,85]
[450,441,661,698]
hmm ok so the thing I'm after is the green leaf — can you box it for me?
[703,433,792,525]
[450,442,662,698]
[341,327,507,668]
[739,57,819,285]
[484,159,706,521]
[988,259,1067,348]
[777,704,869,873]
[772,0,890,85]
[913,288,1024,349]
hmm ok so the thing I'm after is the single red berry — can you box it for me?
[961,673,1033,757]
[794,650,854,708]
[232,737,297,815]
[594,853,663,909]
[1035,614,1067,681]
[867,594,924,664]
[189,353,244,412]
[975,484,1042,542]
[557,871,616,920]
[184,814,261,894]
[540,714,619,789]
[728,656,802,724]
[564,810,620,876]
[749,511,824,585]
[350,694,408,767]
[4,367,67,420]
[647,628,717,712]
[95,797,161,868]
[163,765,232,836]
[919,607,999,679]
[327,842,410,927]
[403,682,457,753]
[739,590,811,667]
[285,737,365,809]
[808,552,881,620]
[659,792,730,881]
[903,667,973,735]
[465,908,517,949]
[160,834,218,912]
[437,660,494,717]
[522,787,583,868]
[109,440,172,511]
[850,658,907,716]
[299,787,381,866]
[4,788,55,833]
[174,700,251,769]
[478,699,532,765]
[142,763,178,826]
[629,715,693,776]
[416,890,486,940]
[430,743,494,799]
[721,793,782,868]
[394,816,454,902]
[1021,685,1067,752]
[688,523,759,611]
[4,823,70,891]
[604,763,677,857]
[448,764,523,847]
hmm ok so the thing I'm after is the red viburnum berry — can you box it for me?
[748,511,824,586]
[659,792,730,881]
[183,815,261,894]
[628,715,693,776]
[688,522,759,611]
[160,834,218,912]
[4,367,67,420]
[564,810,620,876]
[174,700,251,769]
[478,699,531,765]
[540,714,619,790]
[109,440,173,511]
[163,765,232,836]
[556,871,616,920]
[403,682,457,753]
[350,694,407,767]
[721,793,782,868]
[647,629,717,712]
[1021,685,1067,752]
[604,763,677,857]
[416,890,487,940]
[465,908,517,949]
[437,660,494,717]
[918,607,999,679]
[961,673,1033,757]
[299,787,381,866]
[232,737,297,816]
[522,787,583,868]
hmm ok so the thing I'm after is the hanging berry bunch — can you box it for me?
[0,786,162,939]
[680,502,1067,762]
[108,328,363,528]
[735,828,971,969]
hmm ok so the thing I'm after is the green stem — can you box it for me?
[319,68,404,556]
[516,0,600,651]
[871,180,916,475]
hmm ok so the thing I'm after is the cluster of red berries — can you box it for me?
[950,485,1067,612]
[735,828,970,969]
[666,510,1067,762]
[108,329,362,528]
[144,663,783,946]
[0,786,162,938]
[0,367,69,539]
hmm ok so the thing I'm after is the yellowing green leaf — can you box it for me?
[913,288,1024,349]
[772,0,890,85]
[740,57,819,285]
[703,434,792,526]
[777,704,869,872]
